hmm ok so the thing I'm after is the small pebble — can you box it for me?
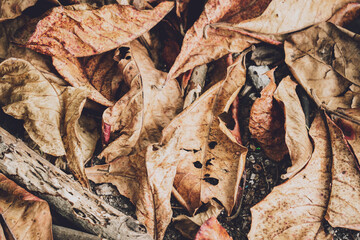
[248,155,255,163]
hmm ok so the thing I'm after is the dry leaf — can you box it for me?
[0,0,38,22]
[233,0,359,35]
[333,108,360,163]
[248,113,332,240]
[99,40,183,162]
[26,2,174,57]
[0,58,99,187]
[173,200,224,239]
[162,55,248,214]
[86,138,180,240]
[329,2,360,26]
[249,69,287,161]
[285,22,360,110]
[194,217,232,240]
[167,0,264,80]
[0,174,52,240]
[325,116,360,230]
[274,77,313,179]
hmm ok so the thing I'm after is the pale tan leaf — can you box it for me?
[325,116,360,230]
[99,40,183,162]
[173,200,223,239]
[0,58,98,187]
[274,77,313,179]
[234,0,359,35]
[162,55,248,214]
[0,0,38,22]
[63,88,99,188]
[0,58,66,156]
[249,69,287,161]
[285,23,360,110]
[167,0,264,80]
[0,174,52,240]
[248,113,332,240]
[26,2,174,57]
[195,217,232,240]
[86,138,180,240]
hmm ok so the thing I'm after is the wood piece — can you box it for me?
[53,225,101,240]
[0,127,152,240]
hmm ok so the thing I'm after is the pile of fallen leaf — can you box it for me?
[1,0,360,239]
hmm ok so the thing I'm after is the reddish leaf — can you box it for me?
[195,217,232,240]
[249,69,287,161]
[26,2,174,57]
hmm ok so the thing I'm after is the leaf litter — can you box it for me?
[0,0,360,239]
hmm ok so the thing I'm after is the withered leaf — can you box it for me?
[285,22,360,110]
[329,2,360,26]
[162,54,248,214]
[0,174,52,240]
[0,58,99,187]
[99,40,183,162]
[234,0,359,35]
[249,69,287,161]
[86,138,180,240]
[0,0,38,22]
[26,2,174,57]
[173,200,223,239]
[248,113,332,240]
[274,77,313,179]
[325,116,360,230]
[194,217,232,240]
[167,0,263,80]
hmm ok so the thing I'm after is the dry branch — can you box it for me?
[0,127,152,240]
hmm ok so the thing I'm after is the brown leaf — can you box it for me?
[0,0,38,22]
[26,2,174,57]
[0,174,52,240]
[233,0,359,35]
[328,2,360,27]
[0,58,99,187]
[325,116,360,230]
[248,113,332,240]
[333,108,360,164]
[194,217,232,240]
[173,200,223,239]
[162,54,248,214]
[285,22,360,110]
[99,40,183,162]
[167,0,264,80]
[86,139,180,240]
[274,77,313,179]
[249,69,287,161]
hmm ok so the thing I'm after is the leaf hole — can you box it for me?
[193,161,203,168]
[206,158,214,166]
[208,141,217,149]
[203,177,219,185]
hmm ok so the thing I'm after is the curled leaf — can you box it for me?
[248,113,332,240]
[274,77,313,179]
[249,69,287,161]
[86,138,180,240]
[99,40,183,162]
[162,54,248,214]
[173,200,223,239]
[0,58,99,187]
